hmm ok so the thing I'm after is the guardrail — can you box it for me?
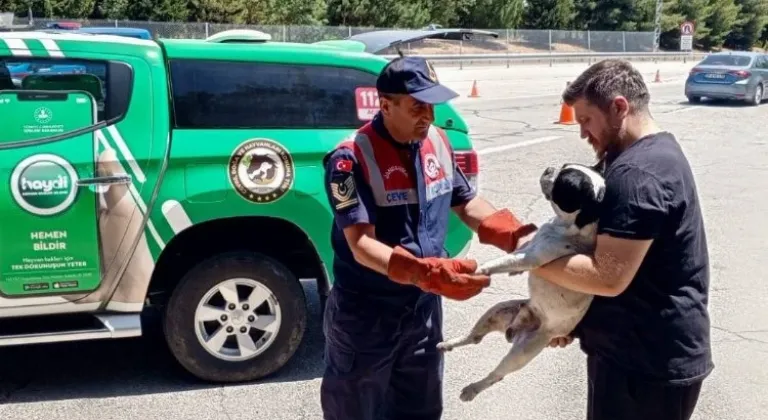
[382,51,709,68]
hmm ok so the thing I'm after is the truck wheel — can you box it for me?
[163,251,307,383]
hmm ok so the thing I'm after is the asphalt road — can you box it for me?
[2,60,767,420]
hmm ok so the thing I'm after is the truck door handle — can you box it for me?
[77,173,132,187]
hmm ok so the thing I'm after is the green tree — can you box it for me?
[325,0,432,27]
[93,0,130,19]
[154,0,191,21]
[456,0,525,29]
[573,0,638,31]
[428,0,474,28]
[0,0,18,14]
[725,0,768,50]
[40,0,97,18]
[523,0,576,29]
[762,23,768,47]
[270,0,327,25]
[702,0,741,50]
[187,0,247,23]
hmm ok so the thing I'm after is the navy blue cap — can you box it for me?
[376,56,459,104]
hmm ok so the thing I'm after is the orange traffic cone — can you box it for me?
[468,80,480,97]
[556,101,577,125]
[654,69,662,83]
[556,82,577,125]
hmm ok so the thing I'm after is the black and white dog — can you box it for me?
[437,162,606,402]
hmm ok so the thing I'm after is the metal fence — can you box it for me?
[9,17,657,55]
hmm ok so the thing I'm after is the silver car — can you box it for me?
[685,51,768,106]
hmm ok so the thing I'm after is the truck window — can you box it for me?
[168,59,379,129]
[0,57,133,123]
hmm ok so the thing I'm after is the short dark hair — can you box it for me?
[562,59,650,113]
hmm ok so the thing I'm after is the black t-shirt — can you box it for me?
[575,131,714,385]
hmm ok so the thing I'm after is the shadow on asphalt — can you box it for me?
[0,280,325,404]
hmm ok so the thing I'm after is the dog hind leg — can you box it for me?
[459,326,550,402]
[437,300,527,352]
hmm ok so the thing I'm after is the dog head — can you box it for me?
[540,163,606,229]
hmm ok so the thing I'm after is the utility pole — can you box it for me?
[653,0,664,51]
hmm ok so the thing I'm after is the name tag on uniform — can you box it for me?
[385,189,417,206]
[426,178,452,201]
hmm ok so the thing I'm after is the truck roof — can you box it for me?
[0,31,389,72]
[0,30,156,47]
[158,38,388,70]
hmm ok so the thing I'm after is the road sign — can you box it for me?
[680,21,695,36]
[679,21,695,51]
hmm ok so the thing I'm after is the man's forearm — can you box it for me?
[348,232,394,276]
[453,196,499,232]
[532,252,624,297]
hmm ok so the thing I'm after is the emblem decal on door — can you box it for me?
[229,138,295,203]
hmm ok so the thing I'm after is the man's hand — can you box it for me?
[548,335,574,348]
[477,209,538,253]
[387,246,491,301]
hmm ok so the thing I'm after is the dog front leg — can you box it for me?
[476,248,540,276]
[437,299,528,352]
[459,330,551,402]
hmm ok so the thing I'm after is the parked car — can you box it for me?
[0,29,480,383]
[685,51,768,106]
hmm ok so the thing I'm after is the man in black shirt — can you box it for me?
[531,59,713,420]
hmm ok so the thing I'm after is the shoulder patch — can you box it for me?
[330,172,359,210]
[334,159,353,173]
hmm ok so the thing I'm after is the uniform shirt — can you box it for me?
[323,112,477,307]
[576,131,714,385]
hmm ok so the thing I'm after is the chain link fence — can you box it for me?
[6,17,656,54]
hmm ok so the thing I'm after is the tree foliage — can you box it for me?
[1,0,766,50]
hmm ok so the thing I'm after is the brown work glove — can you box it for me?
[387,246,491,301]
[477,209,538,253]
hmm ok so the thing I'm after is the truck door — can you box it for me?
[0,36,169,315]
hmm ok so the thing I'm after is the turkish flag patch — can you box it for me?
[335,159,353,173]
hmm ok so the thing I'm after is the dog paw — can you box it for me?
[436,341,453,352]
[460,384,480,402]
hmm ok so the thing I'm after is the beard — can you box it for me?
[597,125,624,162]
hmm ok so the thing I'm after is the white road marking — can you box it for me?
[478,136,563,155]
[454,92,563,103]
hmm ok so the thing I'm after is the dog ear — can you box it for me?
[591,159,606,175]
[574,203,599,229]
[574,181,602,229]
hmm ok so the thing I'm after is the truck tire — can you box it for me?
[163,251,307,383]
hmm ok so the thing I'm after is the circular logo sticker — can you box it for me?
[424,154,441,179]
[11,154,78,216]
[34,107,53,124]
[229,139,294,203]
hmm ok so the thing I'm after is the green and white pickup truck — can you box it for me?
[0,28,481,383]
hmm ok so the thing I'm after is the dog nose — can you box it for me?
[544,167,555,176]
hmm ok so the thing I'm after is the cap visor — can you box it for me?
[410,84,459,104]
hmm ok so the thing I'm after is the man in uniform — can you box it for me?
[320,55,537,420]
